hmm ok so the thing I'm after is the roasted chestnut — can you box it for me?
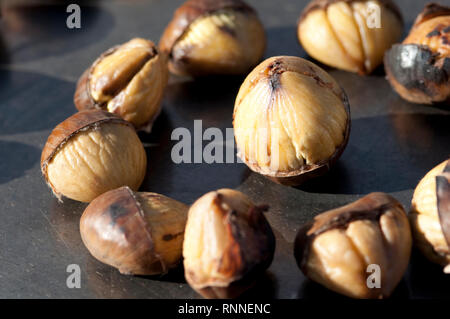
[298,0,403,74]
[385,3,450,104]
[74,38,168,131]
[80,186,189,275]
[183,189,275,298]
[233,56,351,186]
[41,110,147,203]
[159,0,266,76]
[410,159,450,272]
[294,192,412,299]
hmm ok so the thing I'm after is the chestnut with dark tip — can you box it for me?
[294,192,412,299]
[80,186,189,275]
[74,38,168,131]
[385,3,450,104]
[183,189,275,298]
[410,159,450,272]
[233,56,351,186]
[40,110,147,203]
[159,0,266,76]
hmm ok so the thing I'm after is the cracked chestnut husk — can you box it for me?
[74,38,168,132]
[233,56,351,186]
[298,0,403,74]
[159,0,266,76]
[410,159,450,273]
[80,186,189,275]
[40,110,147,203]
[183,189,275,298]
[385,3,450,104]
[294,192,412,299]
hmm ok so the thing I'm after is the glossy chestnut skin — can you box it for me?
[183,189,275,298]
[294,192,412,299]
[385,3,450,104]
[41,110,147,203]
[410,159,450,272]
[159,0,266,76]
[74,38,168,131]
[80,186,189,275]
[298,0,403,74]
[233,56,351,186]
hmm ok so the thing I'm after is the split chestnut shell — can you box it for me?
[183,189,275,298]
[294,192,412,299]
[410,159,450,272]
[80,186,189,275]
[74,38,169,131]
[298,0,403,74]
[233,56,351,186]
[159,0,266,76]
[384,3,450,104]
[40,110,147,203]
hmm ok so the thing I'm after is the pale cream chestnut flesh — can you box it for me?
[40,110,147,203]
[294,192,412,299]
[233,56,351,186]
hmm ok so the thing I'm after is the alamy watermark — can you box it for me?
[66,4,81,29]
[366,264,381,289]
[66,264,81,289]
[171,120,282,171]
[366,2,382,29]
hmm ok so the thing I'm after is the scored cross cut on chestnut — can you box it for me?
[160,0,266,76]
[294,192,412,299]
[297,0,403,74]
[74,38,168,132]
[41,110,147,203]
[233,56,351,186]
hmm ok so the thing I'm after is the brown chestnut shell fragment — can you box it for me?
[384,3,450,104]
[410,159,450,273]
[80,186,188,275]
[160,0,266,76]
[74,38,168,131]
[183,189,275,298]
[294,192,412,299]
[41,110,147,203]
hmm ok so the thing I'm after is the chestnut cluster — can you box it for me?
[410,159,450,273]
[38,0,275,299]
[80,187,275,298]
[38,0,450,300]
[42,0,268,203]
